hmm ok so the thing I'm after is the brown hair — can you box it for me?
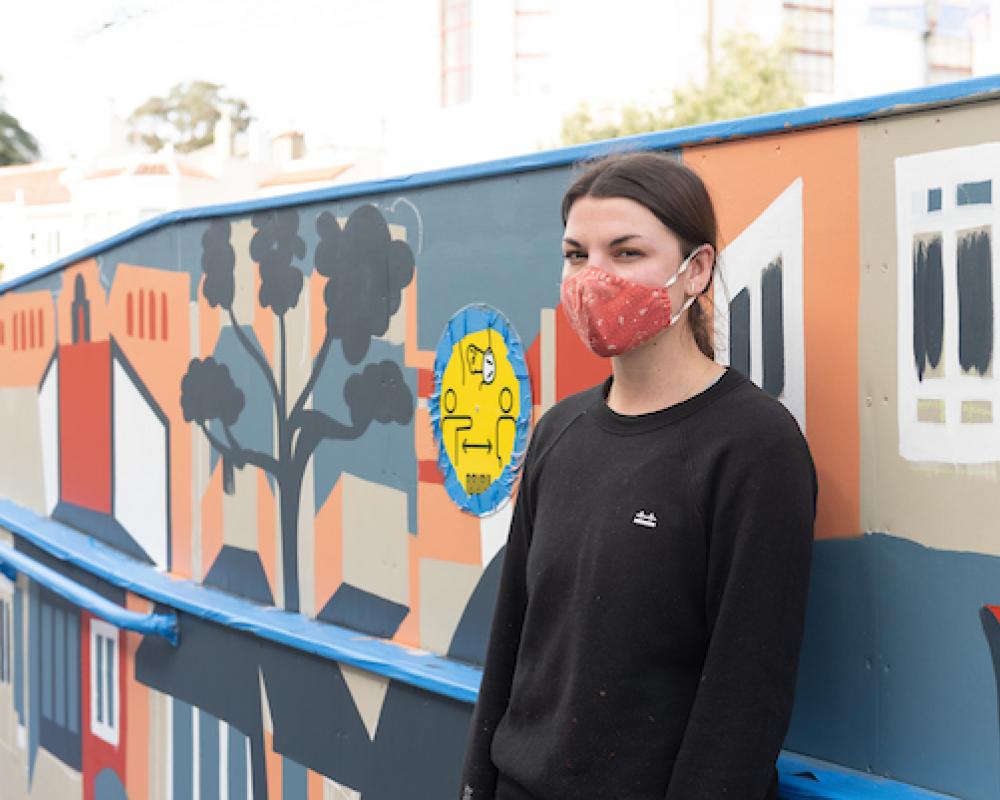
[561,151,718,359]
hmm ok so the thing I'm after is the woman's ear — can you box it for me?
[687,245,716,295]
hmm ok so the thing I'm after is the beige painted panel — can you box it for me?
[859,101,1000,555]
[147,688,170,800]
[324,776,363,800]
[418,558,482,655]
[337,663,389,741]
[376,222,409,346]
[0,735,28,800]
[222,463,258,550]
[230,219,257,323]
[29,747,82,800]
[0,388,47,514]
[341,474,409,606]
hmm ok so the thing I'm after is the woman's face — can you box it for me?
[562,195,708,310]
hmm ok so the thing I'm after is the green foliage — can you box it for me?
[127,80,252,153]
[0,75,40,166]
[561,30,804,146]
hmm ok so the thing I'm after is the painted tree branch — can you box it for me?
[290,332,333,422]
[198,422,279,477]
[290,408,368,475]
[227,307,280,407]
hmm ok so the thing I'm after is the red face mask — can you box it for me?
[559,248,701,358]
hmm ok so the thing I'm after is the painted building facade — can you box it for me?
[4,77,1000,798]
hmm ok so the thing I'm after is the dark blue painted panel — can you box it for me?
[787,535,1000,799]
[201,708,220,800]
[282,757,308,800]
[228,726,248,800]
[173,698,193,800]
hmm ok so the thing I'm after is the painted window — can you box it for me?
[783,0,834,94]
[38,588,81,769]
[90,618,119,746]
[716,178,806,432]
[441,0,472,106]
[171,698,253,800]
[514,0,551,96]
[896,143,1000,463]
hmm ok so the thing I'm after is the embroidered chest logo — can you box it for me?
[632,510,658,529]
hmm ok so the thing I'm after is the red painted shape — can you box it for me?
[555,304,611,400]
[59,341,112,513]
[138,289,145,339]
[0,319,5,346]
[987,605,1000,625]
[148,291,157,341]
[161,292,168,341]
[81,612,127,800]
[37,309,44,349]
[126,294,134,336]
[418,368,435,399]
[419,459,445,484]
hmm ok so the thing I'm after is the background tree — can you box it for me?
[181,205,416,613]
[127,80,252,153]
[0,74,40,165]
[561,30,804,145]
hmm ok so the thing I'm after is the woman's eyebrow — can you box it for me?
[562,234,644,247]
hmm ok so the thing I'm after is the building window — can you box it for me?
[783,0,834,94]
[441,0,472,106]
[38,588,81,769]
[89,618,119,746]
[896,144,1000,463]
[514,0,551,96]
[926,31,972,84]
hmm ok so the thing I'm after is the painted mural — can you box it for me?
[5,82,1000,798]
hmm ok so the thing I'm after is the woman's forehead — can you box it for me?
[564,195,677,242]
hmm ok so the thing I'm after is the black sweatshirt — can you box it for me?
[460,368,817,800]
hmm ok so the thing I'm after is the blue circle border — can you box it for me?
[428,304,533,516]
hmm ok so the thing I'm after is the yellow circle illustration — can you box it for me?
[438,327,522,497]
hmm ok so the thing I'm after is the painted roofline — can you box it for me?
[0,498,482,703]
[0,540,178,644]
[3,74,1000,296]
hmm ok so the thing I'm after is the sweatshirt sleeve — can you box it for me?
[458,462,535,800]
[664,431,817,800]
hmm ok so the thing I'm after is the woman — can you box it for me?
[460,152,817,800]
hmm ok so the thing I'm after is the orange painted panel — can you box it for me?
[683,126,861,538]
[555,305,611,400]
[125,595,150,800]
[257,471,278,597]
[313,477,344,611]
[414,407,437,461]
[265,730,282,800]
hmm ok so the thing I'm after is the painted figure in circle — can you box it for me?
[460,152,817,800]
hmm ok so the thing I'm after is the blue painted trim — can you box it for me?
[428,304,532,516]
[777,753,956,798]
[0,540,178,645]
[4,75,1000,297]
[0,498,481,703]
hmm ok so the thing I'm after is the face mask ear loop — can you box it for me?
[665,245,705,326]
[663,245,702,291]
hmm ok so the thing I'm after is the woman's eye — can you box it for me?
[563,251,586,262]
[616,249,642,259]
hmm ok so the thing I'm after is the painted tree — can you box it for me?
[180,205,416,612]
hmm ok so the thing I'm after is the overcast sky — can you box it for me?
[0,0,406,159]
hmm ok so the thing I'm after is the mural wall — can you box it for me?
[3,86,1000,798]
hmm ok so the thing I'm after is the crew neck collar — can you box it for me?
[591,367,742,435]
